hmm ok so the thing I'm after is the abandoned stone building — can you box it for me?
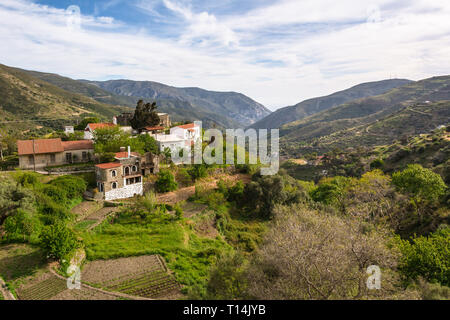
[17,138,94,170]
[95,147,160,200]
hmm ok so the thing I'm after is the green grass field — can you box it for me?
[83,212,232,294]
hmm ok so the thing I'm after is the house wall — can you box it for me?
[63,149,94,163]
[84,130,93,140]
[104,182,143,201]
[95,166,124,193]
[19,152,64,169]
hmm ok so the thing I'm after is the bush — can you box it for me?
[188,164,208,180]
[397,227,450,286]
[39,185,68,205]
[49,175,87,199]
[13,171,41,188]
[370,159,384,170]
[39,223,80,260]
[392,164,447,202]
[155,170,178,193]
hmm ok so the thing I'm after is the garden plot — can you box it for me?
[71,201,102,222]
[82,255,182,299]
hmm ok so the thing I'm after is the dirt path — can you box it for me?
[0,277,15,300]
[156,173,251,205]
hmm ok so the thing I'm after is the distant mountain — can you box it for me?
[249,79,412,130]
[84,79,271,128]
[0,64,128,133]
[280,76,450,156]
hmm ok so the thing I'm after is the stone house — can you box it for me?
[17,138,94,169]
[95,148,143,201]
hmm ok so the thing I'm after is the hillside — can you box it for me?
[249,79,411,130]
[0,64,129,134]
[85,79,271,128]
[280,76,450,156]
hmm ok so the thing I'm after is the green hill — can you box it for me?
[249,79,411,130]
[0,64,129,134]
[280,76,450,156]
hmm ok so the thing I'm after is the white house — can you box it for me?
[155,134,187,153]
[170,123,201,142]
[64,126,74,135]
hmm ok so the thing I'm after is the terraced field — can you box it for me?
[17,274,67,300]
[82,255,182,299]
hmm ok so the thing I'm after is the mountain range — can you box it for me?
[1,62,449,158]
[22,69,270,129]
[249,79,411,130]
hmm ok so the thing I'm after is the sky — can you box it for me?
[0,0,449,110]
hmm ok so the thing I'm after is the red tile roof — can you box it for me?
[86,123,116,131]
[114,151,140,159]
[176,123,198,129]
[144,126,164,131]
[62,140,94,151]
[18,139,64,155]
[95,162,121,169]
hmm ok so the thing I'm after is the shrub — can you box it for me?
[49,175,87,199]
[397,227,450,286]
[392,164,447,202]
[370,159,384,170]
[188,164,208,180]
[13,171,41,188]
[39,223,80,260]
[39,185,68,205]
[155,170,178,193]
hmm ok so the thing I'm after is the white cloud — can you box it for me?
[0,0,449,110]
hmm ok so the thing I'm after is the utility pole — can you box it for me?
[32,139,36,172]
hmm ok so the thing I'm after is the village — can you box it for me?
[16,111,202,201]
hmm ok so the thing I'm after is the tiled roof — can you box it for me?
[114,151,140,159]
[144,126,164,131]
[95,162,121,169]
[86,123,116,131]
[62,140,94,151]
[17,139,64,155]
[176,123,198,129]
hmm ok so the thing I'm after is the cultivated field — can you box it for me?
[82,255,182,299]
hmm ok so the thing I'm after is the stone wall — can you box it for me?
[104,182,143,201]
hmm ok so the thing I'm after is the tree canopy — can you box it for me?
[130,100,160,131]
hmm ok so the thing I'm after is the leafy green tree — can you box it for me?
[155,170,178,193]
[0,177,35,224]
[3,209,40,242]
[75,117,100,130]
[39,223,80,260]
[310,176,350,208]
[137,134,159,154]
[130,100,160,132]
[397,227,450,286]
[392,164,447,202]
[244,174,304,219]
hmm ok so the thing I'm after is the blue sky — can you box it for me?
[1,0,450,110]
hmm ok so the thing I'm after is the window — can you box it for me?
[132,165,137,172]
[82,151,87,161]
[50,154,55,163]
[125,167,130,175]
[66,153,72,163]
[111,182,117,189]
[135,176,141,183]
[111,170,117,177]
[28,155,34,165]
